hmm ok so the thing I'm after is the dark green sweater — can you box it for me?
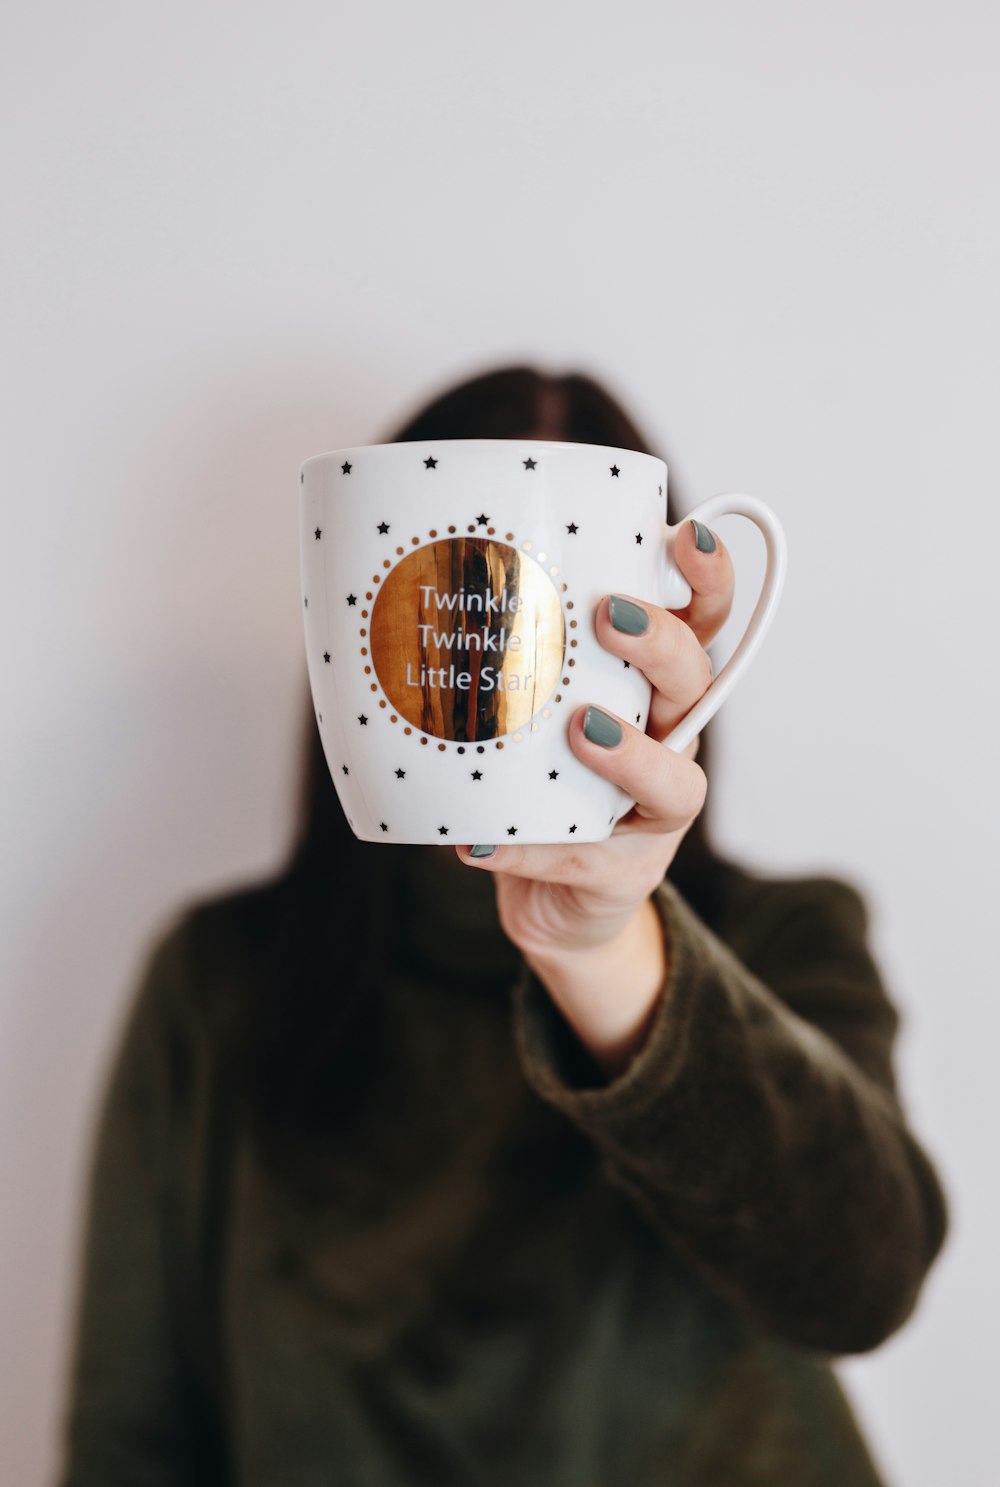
[58,847,947,1486]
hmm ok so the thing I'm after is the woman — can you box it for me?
[58,366,948,1486]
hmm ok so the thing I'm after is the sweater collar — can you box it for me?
[388,845,523,987]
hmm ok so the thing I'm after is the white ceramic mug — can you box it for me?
[299,439,786,845]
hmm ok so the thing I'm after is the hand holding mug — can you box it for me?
[300,438,785,1075]
[459,515,734,953]
[455,516,736,1078]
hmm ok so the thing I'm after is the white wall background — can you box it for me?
[3,2,997,1482]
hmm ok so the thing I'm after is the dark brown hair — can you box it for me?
[251,365,730,1160]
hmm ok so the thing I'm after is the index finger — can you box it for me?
[671,519,735,648]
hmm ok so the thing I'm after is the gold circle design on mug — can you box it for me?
[359,523,578,752]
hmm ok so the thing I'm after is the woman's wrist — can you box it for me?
[520,896,669,1082]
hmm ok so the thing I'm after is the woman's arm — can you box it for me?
[57,922,225,1487]
[517,893,669,1079]
[457,525,947,1355]
[511,871,948,1357]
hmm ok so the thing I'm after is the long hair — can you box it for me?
[250,366,731,1165]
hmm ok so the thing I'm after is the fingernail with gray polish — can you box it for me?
[692,520,718,553]
[583,706,624,748]
[470,844,497,858]
[609,594,650,635]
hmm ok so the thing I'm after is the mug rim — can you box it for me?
[301,438,667,474]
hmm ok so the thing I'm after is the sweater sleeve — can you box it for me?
[511,873,948,1357]
[56,919,225,1487]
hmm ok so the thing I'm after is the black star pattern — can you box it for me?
[300,472,304,484]
[438,825,449,836]
[569,824,577,833]
[548,770,559,780]
[471,770,483,780]
[424,456,438,469]
[358,715,368,726]
[610,464,621,477]
[507,826,518,836]
[658,485,663,497]
[636,713,641,723]
[341,461,352,474]
[623,660,630,668]
[377,521,390,534]
[635,533,643,544]
[476,513,490,526]
[395,768,406,779]
[380,822,388,832]
[566,522,578,534]
[523,457,537,470]
[346,594,357,605]
[304,597,308,607]
[314,527,322,540]
[323,651,331,663]
[342,764,349,775]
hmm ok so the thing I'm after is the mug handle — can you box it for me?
[653,493,788,753]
